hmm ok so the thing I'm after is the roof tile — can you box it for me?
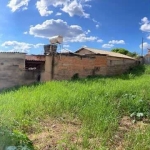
[25,55,45,61]
[76,47,136,60]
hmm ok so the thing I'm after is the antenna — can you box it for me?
[49,35,63,53]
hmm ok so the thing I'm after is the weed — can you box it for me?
[0,128,34,149]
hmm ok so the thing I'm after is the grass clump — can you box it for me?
[124,126,150,150]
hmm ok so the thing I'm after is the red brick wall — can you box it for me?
[52,54,107,80]
[43,53,137,81]
[107,56,137,75]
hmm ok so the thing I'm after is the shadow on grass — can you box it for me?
[0,81,44,95]
[71,65,146,83]
[116,64,146,80]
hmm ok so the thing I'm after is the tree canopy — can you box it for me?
[111,48,138,57]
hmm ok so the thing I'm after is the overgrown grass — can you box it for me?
[1,65,150,149]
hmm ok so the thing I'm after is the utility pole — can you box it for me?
[142,37,144,57]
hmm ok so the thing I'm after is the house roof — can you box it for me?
[0,52,26,54]
[76,47,136,60]
[25,55,45,61]
[145,54,150,57]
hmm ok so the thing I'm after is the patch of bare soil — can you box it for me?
[28,117,82,150]
[109,116,148,150]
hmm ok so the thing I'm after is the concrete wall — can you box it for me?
[0,53,26,90]
[42,55,52,81]
[0,53,42,90]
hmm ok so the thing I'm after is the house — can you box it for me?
[144,50,150,64]
[43,47,137,81]
[0,47,138,90]
[75,47,137,76]
[75,47,136,60]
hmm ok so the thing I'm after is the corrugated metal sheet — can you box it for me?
[76,47,136,60]
[25,55,45,61]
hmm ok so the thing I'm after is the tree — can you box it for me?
[111,48,138,57]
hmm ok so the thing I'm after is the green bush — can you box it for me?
[0,128,34,149]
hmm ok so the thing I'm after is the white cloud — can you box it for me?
[85,29,91,34]
[102,40,125,49]
[1,41,44,53]
[83,4,91,8]
[92,18,99,24]
[7,0,91,18]
[92,18,100,28]
[61,44,72,52]
[147,35,150,40]
[71,34,97,42]
[56,12,62,16]
[109,40,125,44]
[60,44,71,53]
[7,0,30,12]
[23,31,28,34]
[34,43,44,48]
[97,39,103,43]
[60,49,69,53]
[139,42,150,49]
[96,24,99,28]
[62,0,90,18]
[140,17,150,32]
[36,0,90,17]
[36,0,53,16]
[84,0,91,1]
[141,17,149,24]
[29,19,98,42]
[83,45,87,48]
[102,44,114,48]
[63,44,70,48]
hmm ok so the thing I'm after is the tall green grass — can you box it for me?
[1,65,150,149]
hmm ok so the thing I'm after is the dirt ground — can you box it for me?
[109,116,148,150]
[28,117,82,150]
[28,116,148,150]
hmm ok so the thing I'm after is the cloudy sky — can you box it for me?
[0,0,150,54]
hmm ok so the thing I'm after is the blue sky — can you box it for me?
[0,0,150,55]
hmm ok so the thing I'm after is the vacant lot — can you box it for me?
[1,65,150,150]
